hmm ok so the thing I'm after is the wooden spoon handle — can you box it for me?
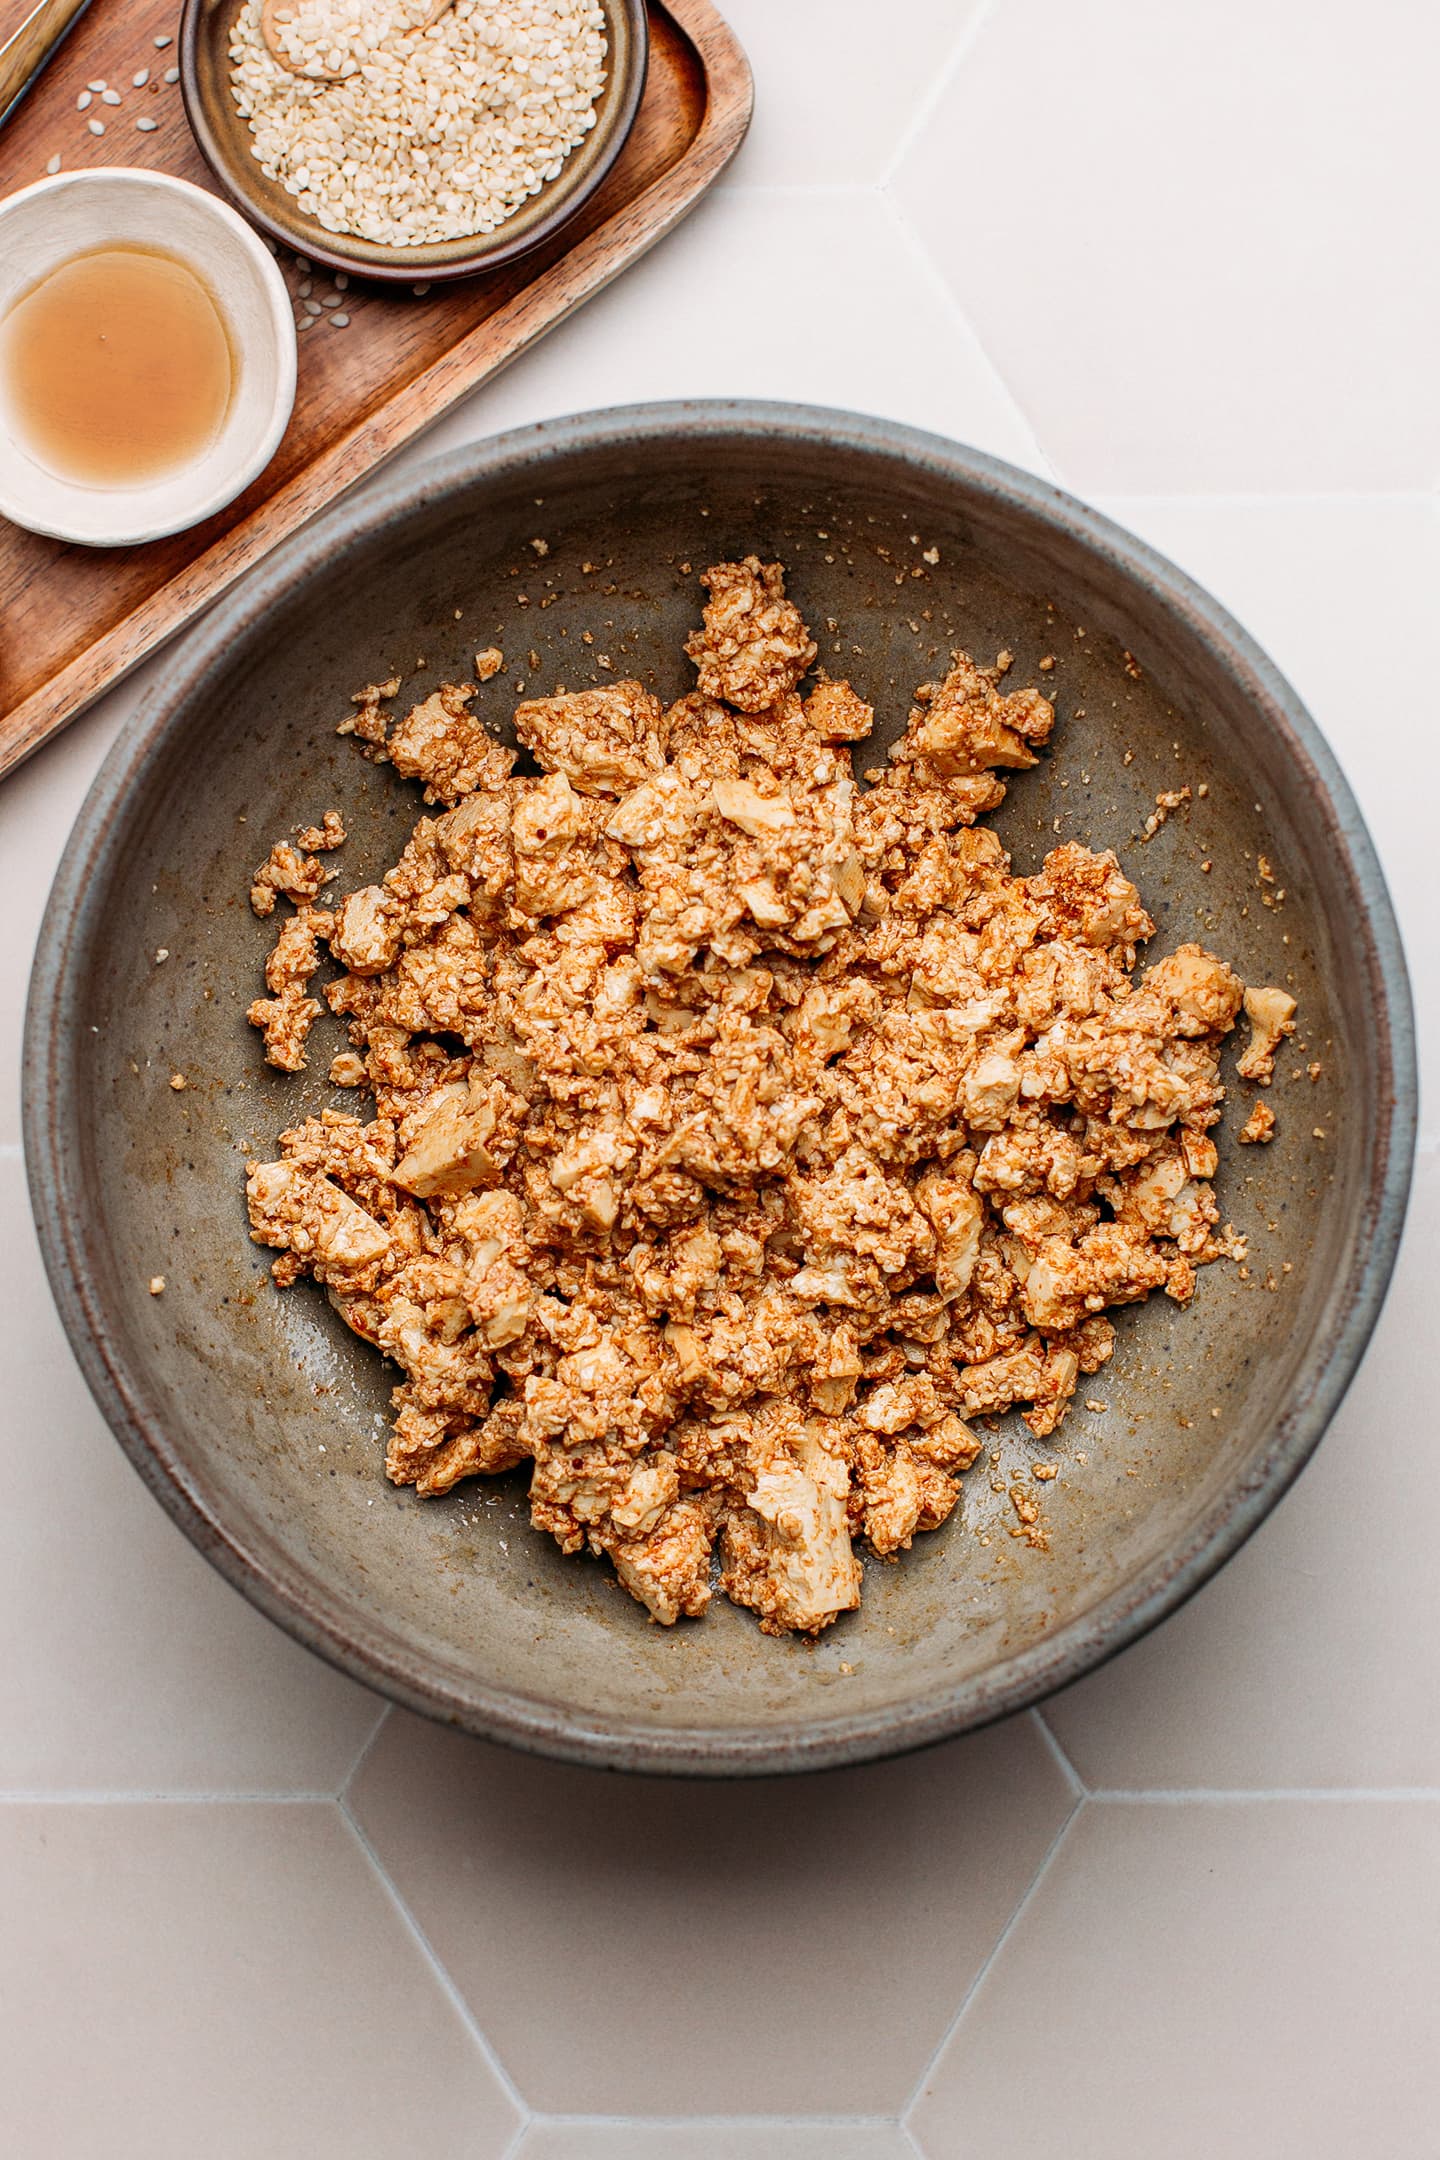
[0,0,95,131]
[260,0,454,80]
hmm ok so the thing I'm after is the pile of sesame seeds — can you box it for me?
[228,0,608,249]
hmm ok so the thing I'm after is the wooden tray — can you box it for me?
[0,0,751,778]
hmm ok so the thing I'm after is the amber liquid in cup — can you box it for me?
[0,246,234,487]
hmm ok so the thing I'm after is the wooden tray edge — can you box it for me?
[1,0,752,781]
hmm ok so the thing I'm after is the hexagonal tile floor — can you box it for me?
[3,0,1436,2152]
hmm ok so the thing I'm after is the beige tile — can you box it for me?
[520,2128,910,2160]
[893,0,1440,493]
[910,1798,1440,2160]
[0,658,155,1148]
[0,1801,520,2159]
[350,1711,1073,2116]
[408,190,1049,486]
[0,1160,383,1790]
[1045,1154,1439,1790]
[1091,497,1440,1115]
[712,0,984,185]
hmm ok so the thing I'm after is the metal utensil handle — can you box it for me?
[0,0,95,134]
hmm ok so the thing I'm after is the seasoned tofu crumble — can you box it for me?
[244,557,1294,1635]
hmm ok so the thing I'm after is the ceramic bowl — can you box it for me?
[180,0,649,286]
[0,168,295,547]
[23,404,1416,1775]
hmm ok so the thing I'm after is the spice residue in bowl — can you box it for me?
[228,0,608,247]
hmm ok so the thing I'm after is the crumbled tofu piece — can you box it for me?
[514,681,665,795]
[344,681,516,806]
[248,1159,390,1277]
[330,886,401,975]
[1238,1100,1277,1144]
[684,556,818,712]
[803,677,875,742]
[337,677,401,749]
[247,905,332,1070]
[1237,984,1298,1082]
[474,647,504,682]
[392,1079,510,1198]
[1141,785,1192,840]
[250,840,327,918]
[723,1416,862,1634]
[897,649,1053,778]
[296,810,346,851]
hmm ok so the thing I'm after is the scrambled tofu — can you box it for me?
[245,560,1293,1636]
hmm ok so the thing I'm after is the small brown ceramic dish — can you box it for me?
[24,404,1416,1777]
[179,0,649,285]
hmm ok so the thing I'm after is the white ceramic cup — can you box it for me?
[0,168,297,546]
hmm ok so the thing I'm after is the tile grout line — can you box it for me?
[1089,1787,1440,1804]
[901,1791,1084,2126]
[872,191,1057,483]
[338,1791,532,2130]
[527,2113,905,2130]
[712,179,882,201]
[881,186,1070,492]
[498,2123,530,2160]
[1030,1707,1087,1798]
[335,1701,391,1800]
[1089,487,1440,511]
[899,2123,927,2160]
[0,1788,338,1804]
[878,0,1003,190]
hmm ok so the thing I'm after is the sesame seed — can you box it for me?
[334,271,349,288]
[329,311,349,325]
[136,116,159,131]
[164,66,179,83]
[87,78,106,90]
[77,90,91,108]
[133,68,150,86]
[45,152,61,174]
[88,118,104,135]
[101,87,121,104]
[154,32,171,46]
[304,298,322,313]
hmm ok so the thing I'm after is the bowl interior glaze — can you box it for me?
[24,405,1414,1774]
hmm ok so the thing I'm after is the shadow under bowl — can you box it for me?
[23,402,1416,1775]
[180,0,649,285]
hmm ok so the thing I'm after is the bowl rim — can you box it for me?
[22,400,1418,1777]
[178,0,650,286]
[0,167,297,546]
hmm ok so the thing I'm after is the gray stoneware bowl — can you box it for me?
[24,404,1415,1777]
